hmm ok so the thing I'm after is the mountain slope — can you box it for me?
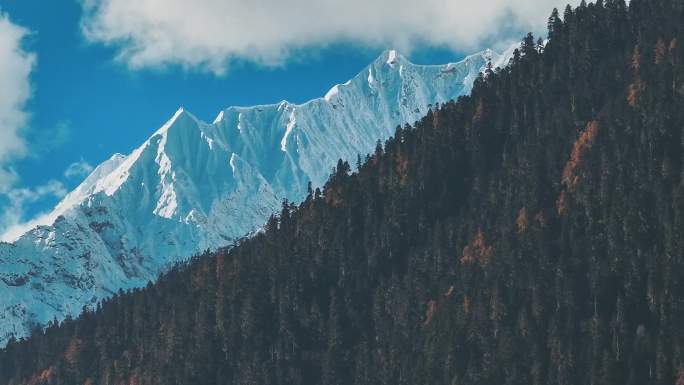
[2,0,683,384]
[0,48,511,346]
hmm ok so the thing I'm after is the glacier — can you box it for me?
[0,47,513,346]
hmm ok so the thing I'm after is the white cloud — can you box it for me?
[80,0,580,74]
[0,12,49,243]
[1,158,97,242]
[0,12,34,190]
[64,159,94,179]
[0,180,67,242]
[0,168,18,194]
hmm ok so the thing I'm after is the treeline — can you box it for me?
[2,0,684,384]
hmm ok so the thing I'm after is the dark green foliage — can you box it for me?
[2,0,684,384]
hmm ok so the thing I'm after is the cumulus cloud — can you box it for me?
[0,12,50,243]
[80,0,580,74]
[0,11,34,190]
[64,159,94,179]
[0,180,67,242]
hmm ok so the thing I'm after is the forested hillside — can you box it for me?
[2,0,684,384]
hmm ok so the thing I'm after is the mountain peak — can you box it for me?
[386,49,399,66]
[0,46,515,347]
[382,49,407,67]
[213,110,224,124]
[153,107,197,137]
[109,153,126,161]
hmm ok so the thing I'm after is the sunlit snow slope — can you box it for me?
[0,48,512,345]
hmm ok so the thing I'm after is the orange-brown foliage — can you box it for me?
[556,190,568,216]
[396,152,410,186]
[27,366,56,385]
[562,121,599,189]
[424,300,438,326]
[460,245,474,264]
[65,338,83,367]
[627,80,644,107]
[463,294,471,315]
[655,38,667,65]
[516,207,529,234]
[473,230,492,262]
[460,229,493,265]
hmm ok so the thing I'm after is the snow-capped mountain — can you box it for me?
[0,48,513,345]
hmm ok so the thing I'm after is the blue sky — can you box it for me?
[0,0,574,239]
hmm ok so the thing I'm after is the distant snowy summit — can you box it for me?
[0,47,514,346]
